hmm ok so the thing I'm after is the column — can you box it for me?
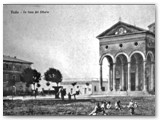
[135,62,139,91]
[112,63,116,91]
[100,64,103,91]
[108,65,111,92]
[143,61,147,92]
[153,63,155,92]
[151,62,154,91]
[121,63,124,91]
[127,62,131,91]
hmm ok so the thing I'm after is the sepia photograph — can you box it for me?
[3,4,155,116]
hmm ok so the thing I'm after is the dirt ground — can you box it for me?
[3,96,155,116]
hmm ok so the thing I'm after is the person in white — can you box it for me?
[89,102,101,115]
[100,101,107,115]
[106,101,112,109]
[115,100,121,110]
[127,100,137,115]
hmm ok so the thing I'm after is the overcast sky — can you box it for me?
[3,5,155,80]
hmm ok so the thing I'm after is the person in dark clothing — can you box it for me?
[115,100,121,110]
[68,92,71,100]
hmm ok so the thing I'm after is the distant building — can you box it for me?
[3,55,33,95]
[60,79,108,96]
[97,21,155,96]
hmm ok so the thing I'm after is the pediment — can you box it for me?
[97,21,147,38]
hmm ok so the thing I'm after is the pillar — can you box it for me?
[143,61,147,92]
[135,62,139,91]
[108,65,111,92]
[151,62,154,91]
[112,63,116,91]
[121,63,124,91]
[100,64,103,91]
[153,63,155,92]
[127,62,131,91]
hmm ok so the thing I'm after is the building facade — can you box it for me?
[3,55,33,95]
[61,79,108,96]
[97,21,155,96]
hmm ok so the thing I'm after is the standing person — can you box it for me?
[68,92,71,100]
[61,88,66,100]
[58,87,64,100]
[73,86,81,100]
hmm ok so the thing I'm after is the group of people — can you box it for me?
[58,87,81,100]
[89,100,138,115]
[68,89,81,100]
[58,88,67,100]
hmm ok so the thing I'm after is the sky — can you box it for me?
[3,5,155,82]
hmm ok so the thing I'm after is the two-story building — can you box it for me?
[3,55,33,96]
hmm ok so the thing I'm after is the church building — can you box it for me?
[97,21,155,96]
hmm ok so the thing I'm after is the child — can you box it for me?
[134,102,138,108]
[89,102,101,116]
[106,101,112,109]
[115,100,121,110]
[127,100,135,115]
[101,101,107,115]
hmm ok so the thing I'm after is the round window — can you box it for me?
[134,42,138,46]
[105,45,108,49]
[119,44,123,47]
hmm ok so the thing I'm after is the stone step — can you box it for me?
[91,91,151,96]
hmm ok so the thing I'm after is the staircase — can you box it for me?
[91,91,152,97]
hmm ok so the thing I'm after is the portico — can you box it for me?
[97,21,155,95]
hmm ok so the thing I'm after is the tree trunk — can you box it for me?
[33,83,36,99]
[12,86,14,101]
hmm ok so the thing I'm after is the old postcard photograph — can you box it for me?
[3,4,155,116]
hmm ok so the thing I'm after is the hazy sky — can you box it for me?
[3,5,155,80]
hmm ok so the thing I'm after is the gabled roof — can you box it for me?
[148,22,155,28]
[3,55,33,64]
[96,21,148,38]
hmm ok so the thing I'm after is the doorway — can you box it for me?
[115,78,120,91]
[131,73,135,91]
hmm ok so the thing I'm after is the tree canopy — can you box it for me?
[20,68,41,98]
[20,68,41,90]
[44,68,62,86]
[72,82,77,86]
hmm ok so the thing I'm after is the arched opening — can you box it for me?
[130,53,144,91]
[115,54,128,91]
[101,55,114,92]
[102,58,109,82]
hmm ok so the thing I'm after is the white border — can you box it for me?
[0,0,159,120]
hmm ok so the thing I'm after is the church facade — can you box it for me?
[97,21,155,96]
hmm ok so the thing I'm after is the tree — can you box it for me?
[44,68,62,86]
[72,82,77,86]
[44,68,63,98]
[7,78,16,100]
[20,68,41,98]
[86,82,89,86]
